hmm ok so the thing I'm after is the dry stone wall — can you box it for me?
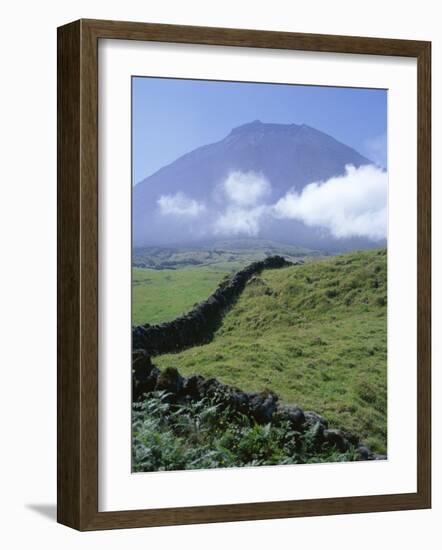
[132,350,385,461]
[132,255,294,356]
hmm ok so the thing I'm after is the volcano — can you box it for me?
[133,120,378,250]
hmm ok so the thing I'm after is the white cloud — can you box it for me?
[157,166,387,241]
[212,171,271,236]
[157,192,206,217]
[213,205,267,237]
[222,171,271,206]
[273,164,387,240]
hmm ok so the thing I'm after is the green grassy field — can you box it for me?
[132,265,236,325]
[154,249,387,453]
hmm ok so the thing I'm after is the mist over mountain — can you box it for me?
[133,120,386,251]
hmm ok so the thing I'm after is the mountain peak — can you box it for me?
[229,120,301,136]
[230,120,263,134]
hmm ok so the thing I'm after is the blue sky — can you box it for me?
[132,77,387,184]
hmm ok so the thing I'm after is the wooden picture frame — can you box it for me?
[57,18,431,531]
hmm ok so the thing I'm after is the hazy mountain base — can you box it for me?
[153,249,387,454]
[133,239,321,270]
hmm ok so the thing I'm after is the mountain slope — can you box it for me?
[155,248,387,453]
[133,121,374,249]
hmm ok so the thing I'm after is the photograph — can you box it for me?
[1,0,434,538]
[131,76,388,472]
[53,12,432,533]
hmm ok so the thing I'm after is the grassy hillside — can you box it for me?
[132,240,320,325]
[156,248,387,453]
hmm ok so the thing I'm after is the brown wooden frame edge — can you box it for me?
[57,18,431,531]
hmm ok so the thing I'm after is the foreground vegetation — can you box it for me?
[155,249,387,453]
[132,392,359,472]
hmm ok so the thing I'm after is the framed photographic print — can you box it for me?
[57,19,431,530]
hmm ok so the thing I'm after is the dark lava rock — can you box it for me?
[182,374,206,400]
[132,350,160,401]
[323,429,349,452]
[341,430,360,446]
[197,379,250,414]
[155,367,184,395]
[200,377,226,399]
[132,349,152,370]
[304,411,329,429]
[276,404,306,430]
[248,390,278,424]
[355,445,372,460]
[227,388,250,414]
[308,420,326,450]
